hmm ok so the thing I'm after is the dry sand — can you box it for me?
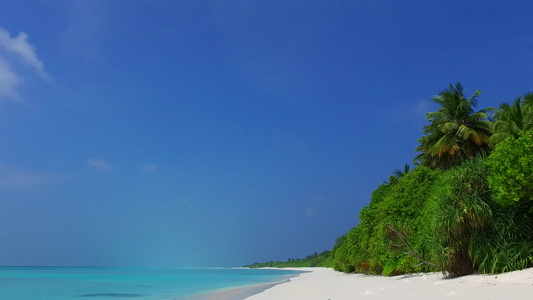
[244,267,533,300]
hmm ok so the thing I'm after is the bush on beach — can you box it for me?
[429,158,492,276]
[331,156,533,276]
[486,130,533,205]
[331,167,438,275]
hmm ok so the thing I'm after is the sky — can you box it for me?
[0,0,532,267]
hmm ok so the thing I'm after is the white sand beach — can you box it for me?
[244,267,533,300]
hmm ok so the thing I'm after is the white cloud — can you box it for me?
[413,99,430,114]
[0,28,51,80]
[0,27,51,100]
[140,163,158,173]
[0,58,19,98]
[0,163,64,188]
[87,158,112,171]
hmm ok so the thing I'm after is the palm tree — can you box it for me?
[388,164,410,184]
[415,83,493,169]
[488,93,533,147]
[524,92,533,108]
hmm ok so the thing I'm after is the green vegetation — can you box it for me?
[330,83,533,277]
[487,130,533,205]
[488,94,533,147]
[244,251,332,268]
[246,83,533,276]
[415,83,492,169]
[430,158,492,276]
[331,167,438,275]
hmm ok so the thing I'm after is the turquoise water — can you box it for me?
[0,267,301,299]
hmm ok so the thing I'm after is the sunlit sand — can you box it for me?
[244,267,533,300]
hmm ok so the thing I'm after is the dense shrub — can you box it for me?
[331,167,439,275]
[470,201,533,274]
[332,156,533,277]
[467,138,533,273]
[487,130,533,205]
[430,158,492,276]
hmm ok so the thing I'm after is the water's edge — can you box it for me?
[189,274,298,300]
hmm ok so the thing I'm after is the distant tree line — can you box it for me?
[330,83,533,277]
[244,251,332,268]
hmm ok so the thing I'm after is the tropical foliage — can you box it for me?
[331,167,439,275]
[488,94,533,147]
[486,130,533,205]
[415,83,492,169]
[429,158,492,276]
[470,198,533,274]
[387,164,410,184]
[248,84,533,277]
[329,84,533,277]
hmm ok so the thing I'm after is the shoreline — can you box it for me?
[239,267,533,299]
[188,271,304,300]
[194,280,288,300]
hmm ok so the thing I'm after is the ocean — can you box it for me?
[0,266,302,299]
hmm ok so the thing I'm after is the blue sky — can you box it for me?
[0,0,532,267]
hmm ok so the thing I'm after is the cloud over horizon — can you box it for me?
[0,163,65,188]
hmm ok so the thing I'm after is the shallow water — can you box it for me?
[0,267,300,299]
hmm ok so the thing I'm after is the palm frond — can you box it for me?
[415,83,492,169]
